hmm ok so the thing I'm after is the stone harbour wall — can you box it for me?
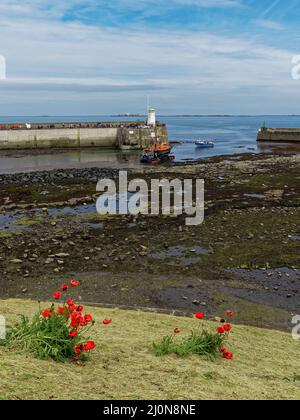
[0,123,169,150]
[257,127,300,142]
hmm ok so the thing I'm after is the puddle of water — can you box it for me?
[150,245,209,259]
[0,212,25,230]
[220,284,300,312]
[35,204,96,217]
[227,267,300,289]
[0,204,98,232]
[1,198,137,233]
[157,287,213,311]
[223,267,300,311]
[85,222,104,229]
[243,193,266,200]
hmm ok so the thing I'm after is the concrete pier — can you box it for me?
[257,127,300,142]
[0,121,168,150]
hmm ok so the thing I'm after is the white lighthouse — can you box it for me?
[147,108,156,127]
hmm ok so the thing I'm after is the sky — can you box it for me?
[0,0,300,115]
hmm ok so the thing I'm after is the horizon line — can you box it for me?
[1,114,300,118]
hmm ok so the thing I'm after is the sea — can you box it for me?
[0,115,300,174]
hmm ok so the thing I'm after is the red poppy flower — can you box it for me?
[80,320,87,327]
[53,291,61,300]
[102,318,112,325]
[67,299,74,306]
[41,308,52,318]
[60,284,68,292]
[84,314,93,323]
[195,312,204,320]
[217,326,225,334]
[70,311,84,328]
[224,324,232,332]
[76,305,84,312]
[223,351,233,360]
[226,311,236,317]
[219,347,227,353]
[174,327,181,334]
[74,345,83,354]
[58,307,68,315]
[70,279,80,287]
[84,341,96,351]
[69,330,78,338]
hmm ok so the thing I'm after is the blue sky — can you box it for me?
[0,0,300,115]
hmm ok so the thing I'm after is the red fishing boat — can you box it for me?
[140,143,174,164]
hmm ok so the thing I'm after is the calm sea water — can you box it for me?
[0,115,300,173]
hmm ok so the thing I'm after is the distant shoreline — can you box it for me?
[1,114,300,118]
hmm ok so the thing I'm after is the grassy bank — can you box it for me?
[0,299,299,400]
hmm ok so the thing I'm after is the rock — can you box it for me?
[22,288,28,294]
[192,299,200,305]
[55,253,70,258]
[11,259,22,264]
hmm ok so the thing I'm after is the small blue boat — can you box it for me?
[195,140,214,148]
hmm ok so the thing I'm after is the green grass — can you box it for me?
[153,329,227,358]
[0,230,24,239]
[0,299,300,400]
[15,216,43,227]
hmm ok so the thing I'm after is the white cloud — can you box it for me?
[255,19,284,31]
[0,0,297,114]
[176,0,240,6]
